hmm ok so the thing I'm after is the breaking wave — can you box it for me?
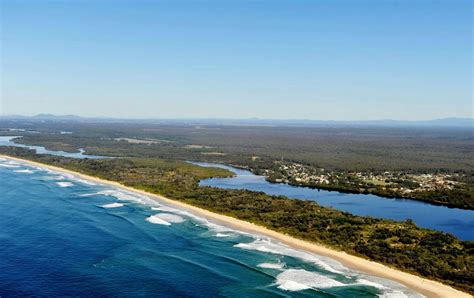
[276,269,344,291]
[235,239,346,274]
[96,190,160,207]
[154,213,185,223]
[146,215,171,225]
[257,262,285,270]
[57,182,74,187]
[101,203,124,208]
[14,169,35,174]
[153,206,244,237]
[0,163,20,168]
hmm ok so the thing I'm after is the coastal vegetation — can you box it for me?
[1,120,473,209]
[261,161,474,209]
[1,145,472,294]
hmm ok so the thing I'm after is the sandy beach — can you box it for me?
[1,154,470,298]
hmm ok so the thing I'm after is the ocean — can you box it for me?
[0,157,420,297]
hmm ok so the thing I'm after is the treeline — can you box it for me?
[2,120,473,173]
[265,172,474,210]
[4,122,474,209]
[0,146,472,294]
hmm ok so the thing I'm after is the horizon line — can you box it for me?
[0,113,473,123]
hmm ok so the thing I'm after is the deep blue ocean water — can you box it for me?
[0,157,420,297]
[194,163,474,241]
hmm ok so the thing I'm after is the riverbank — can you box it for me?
[276,178,472,210]
[239,161,473,210]
[1,154,470,298]
[194,161,474,241]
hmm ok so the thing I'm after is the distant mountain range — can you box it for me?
[0,114,473,128]
[3,114,86,120]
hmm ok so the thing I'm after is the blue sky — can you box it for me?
[1,0,472,120]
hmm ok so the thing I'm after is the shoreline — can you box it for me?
[1,154,470,298]
[200,161,471,210]
[272,178,470,210]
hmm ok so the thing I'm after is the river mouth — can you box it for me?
[0,136,112,159]
[191,162,474,241]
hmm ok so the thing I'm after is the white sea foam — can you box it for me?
[235,239,345,274]
[356,277,420,298]
[357,278,387,289]
[14,169,35,174]
[46,175,66,180]
[43,171,95,187]
[152,206,178,212]
[62,173,75,179]
[101,203,124,208]
[43,171,96,185]
[257,262,285,270]
[46,171,74,180]
[98,190,141,201]
[57,182,74,187]
[154,213,185,223]
[276,269,344,291]
[51,171,97,185]
[379,290,410,298]
[79,193,99,197]
[237,240,418,296]
[72,178,97,185]
[146,215,171,225]
[153,205,243,236]
[97,190,160,207]
[0,163,20,168]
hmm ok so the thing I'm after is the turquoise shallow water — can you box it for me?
[0,157,420,297]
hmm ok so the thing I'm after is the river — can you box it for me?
[1,135,471,241]
[193,162,474,241]
[0,136,109,159]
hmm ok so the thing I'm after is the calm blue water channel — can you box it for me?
[193,162,474,241]
[0,136,108,159]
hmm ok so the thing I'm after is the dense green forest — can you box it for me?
[2,120,472,172]
[0,146,472,294]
